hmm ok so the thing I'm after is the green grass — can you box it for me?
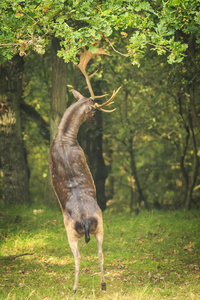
[0,205,200,299]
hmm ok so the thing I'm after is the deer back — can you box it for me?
[49,96,99,218]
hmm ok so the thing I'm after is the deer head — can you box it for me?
[77,48,121,113]
[71,89,96,123]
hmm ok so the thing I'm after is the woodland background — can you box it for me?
[0,0,200,212]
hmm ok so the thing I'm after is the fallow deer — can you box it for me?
[49,49,121,292]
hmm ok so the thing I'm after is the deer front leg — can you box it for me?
[95,232,106,291]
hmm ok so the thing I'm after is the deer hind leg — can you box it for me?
[65,225,81,293]
[95,231,106,291]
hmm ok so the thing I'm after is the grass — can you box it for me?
[0,204,200,299]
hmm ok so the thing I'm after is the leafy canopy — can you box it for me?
[0,0,200,65]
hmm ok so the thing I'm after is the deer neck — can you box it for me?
[58,103,85,142]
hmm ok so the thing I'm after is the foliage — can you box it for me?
[100,44,200,210]
[0,0,200,65]
[0,204,200,299]
[22,50,51,202]
[0,0,200,209]
[5,39,197,210]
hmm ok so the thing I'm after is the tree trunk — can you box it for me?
[91,111,108,211]
[87,81,108,211]
[0,55,30,205]
[78,78,108,211]
[177,90,199,210]
[183,35,199,209]
[184,95,199,210]
[50,38,68,140]
[78,110,108,211]
[106,149,114,201]
[45,37,68,206]
[129,131,148,212]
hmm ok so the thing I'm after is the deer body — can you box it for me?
[49,92,106,292]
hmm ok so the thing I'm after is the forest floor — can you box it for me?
[0,204,200,299]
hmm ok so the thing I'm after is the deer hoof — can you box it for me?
[101,282,106,291]
[72,289,77,293]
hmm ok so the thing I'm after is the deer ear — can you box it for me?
[71,89,85,101]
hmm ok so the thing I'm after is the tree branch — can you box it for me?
[20,102,50,142]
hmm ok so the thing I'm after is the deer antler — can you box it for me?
[77,48,121,113]
[77,48,110,99]
[92,87,121,112]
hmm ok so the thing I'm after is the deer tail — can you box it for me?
[84,221,90,244]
